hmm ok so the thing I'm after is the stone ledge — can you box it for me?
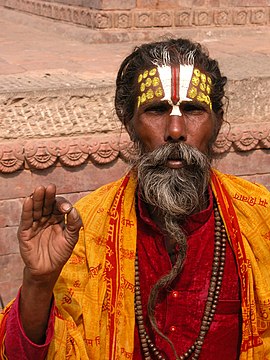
[1,75,270,140]
[2,1,270,30]
[0,124,269,173]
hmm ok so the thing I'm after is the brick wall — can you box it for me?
[0,129,269,305]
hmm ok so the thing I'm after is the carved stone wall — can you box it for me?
[1,130,269,305]
[1,71,270,305]
[2,0,270,30]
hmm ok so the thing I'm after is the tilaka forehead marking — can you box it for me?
[137,65,212,114]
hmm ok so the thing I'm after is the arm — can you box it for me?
[15,184,82,344]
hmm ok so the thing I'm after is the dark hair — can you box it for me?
[115,38,227,135]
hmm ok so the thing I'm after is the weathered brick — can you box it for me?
[0,279,23,306]
[0,160,129,200]
[0,198,23,227]
[0,253,24,283]
[0,227,20,255]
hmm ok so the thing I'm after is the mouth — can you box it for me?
[166,159,184,169]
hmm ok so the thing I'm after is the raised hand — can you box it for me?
[18,183,82,279]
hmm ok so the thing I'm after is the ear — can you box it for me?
[124,119,137,142]
[214,109,224,138]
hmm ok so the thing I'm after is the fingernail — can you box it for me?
[61,203,72,213]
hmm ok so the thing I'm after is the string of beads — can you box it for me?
[134,205,227,360]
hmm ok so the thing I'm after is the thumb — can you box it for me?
[64,207,82,246]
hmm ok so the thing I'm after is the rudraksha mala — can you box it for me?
[134,205,227,360]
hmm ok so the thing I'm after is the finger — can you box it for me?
[42,184,57,217]
[54,197,73,215]
[32,185,46,221]
[64,208,82,247]
[19,196,35,231]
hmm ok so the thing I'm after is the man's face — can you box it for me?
[132,64,216,162]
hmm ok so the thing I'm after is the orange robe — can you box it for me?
[1,169,270,359]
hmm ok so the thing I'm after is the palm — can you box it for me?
[18,184,82,278]
[19,224,74,276]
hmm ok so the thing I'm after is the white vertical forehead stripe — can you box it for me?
[157,64,194,116]
[179,64,194,102]
[156,65,171,103]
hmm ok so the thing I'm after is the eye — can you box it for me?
[182,103,206,114]
[143,103,169,114]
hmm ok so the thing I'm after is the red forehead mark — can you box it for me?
[171,66,180,105]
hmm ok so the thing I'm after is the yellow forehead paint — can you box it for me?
[137,66,212,112]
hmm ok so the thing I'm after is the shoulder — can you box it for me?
[73,173,137,222]
[212,169,269,198]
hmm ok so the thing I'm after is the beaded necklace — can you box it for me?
[135,205,227,360]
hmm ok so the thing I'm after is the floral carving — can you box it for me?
[214,10,231,26]
[0,125,269,173]
[119,141,138,163]
[0,144,24,173]
[233,10,248,25]
[115,13,131,28]
[59,140,89,167]
[175,11,191,27]
[25,142,58,169]
[3,1,270,30]
[234,131,259,152]
[89,142,119,164]
[251,9,266,25]
[212,133,232,154]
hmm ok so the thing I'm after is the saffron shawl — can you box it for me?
[0,169,270,359]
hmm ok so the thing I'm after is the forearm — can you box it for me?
[4,288,55,360]
[20,267,59,344]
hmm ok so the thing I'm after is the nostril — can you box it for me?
[167,134,186,142]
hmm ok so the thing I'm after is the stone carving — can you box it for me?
[175,11,192,27]
[114,12,132,28]
[194,10,213,26]
[0,144,24,173]
[0,92,119,140]
[0,125,269,173]
[89,141,119,164]
[24,142,58,169]
[59,139,89,167]
[214,10,231,26]
[3,0,270,29]
[135,12,153,28]
[233,9,248,25]
[94,12,112,29]
[250,9,266,25]
[154,11,172,27]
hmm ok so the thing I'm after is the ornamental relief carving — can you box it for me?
[0,126,269,174]
[3,0,270,29]
[0,144,24,173]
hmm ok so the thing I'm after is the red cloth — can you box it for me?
[133,189,241,359]
[5,190,241,359]
[5,289,55,360]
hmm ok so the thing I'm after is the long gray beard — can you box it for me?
[136,142,211,217]
[134,142,211,359]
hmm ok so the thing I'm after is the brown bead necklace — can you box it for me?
[134,205,227,360]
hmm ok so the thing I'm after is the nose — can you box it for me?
[165,115,187,142]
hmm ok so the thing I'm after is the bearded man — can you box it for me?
[1,38,270,360]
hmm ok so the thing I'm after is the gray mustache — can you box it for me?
[139,142,208,168]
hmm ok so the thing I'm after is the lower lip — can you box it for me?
[166,160,184,169]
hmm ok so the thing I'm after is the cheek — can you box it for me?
[133,117,165,151]
[187,118,215,152]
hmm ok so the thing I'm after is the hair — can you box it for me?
[115,38,227,139]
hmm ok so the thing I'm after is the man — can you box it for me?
[0,38,270,360]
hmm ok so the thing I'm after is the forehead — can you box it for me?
[136,65,212,110]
